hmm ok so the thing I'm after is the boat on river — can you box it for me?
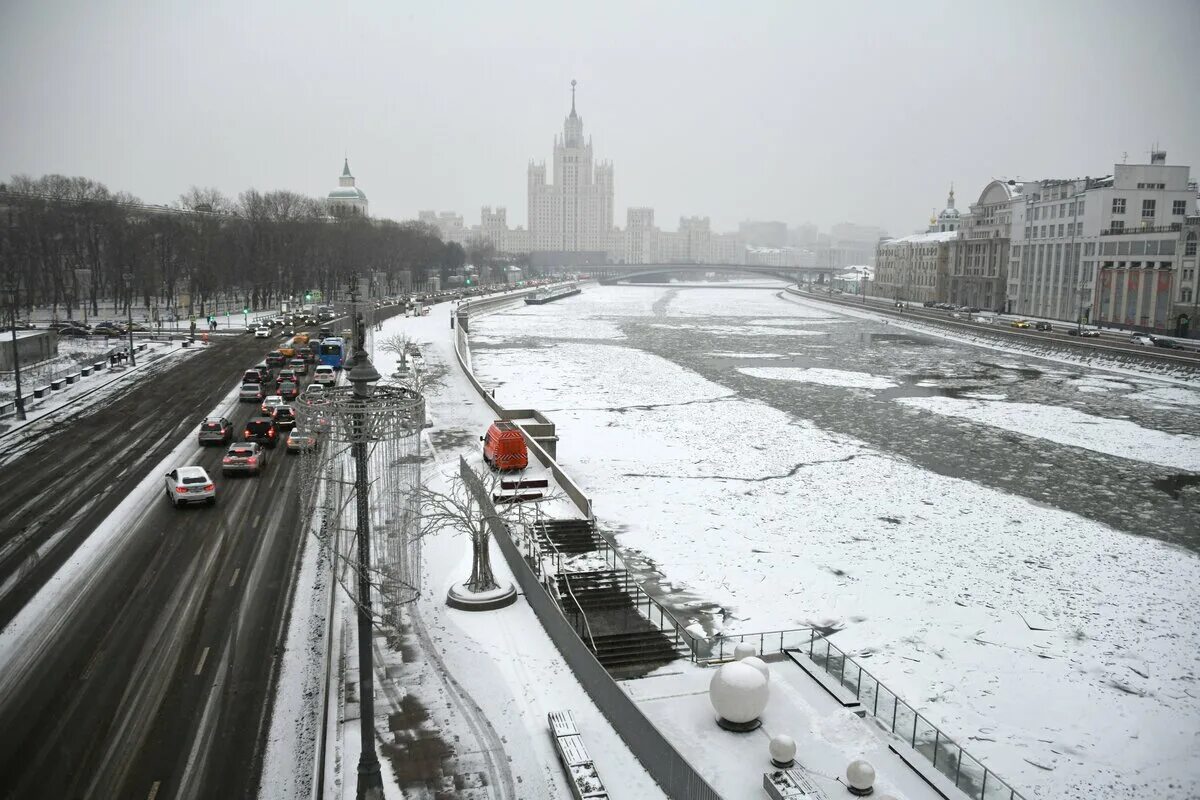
[525,283,582,305]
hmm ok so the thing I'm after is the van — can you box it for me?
[482,421,528,470]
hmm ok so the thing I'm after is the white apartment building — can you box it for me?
[527,82,614,256]
[1008,153,1195,329]
[874,230,956,303]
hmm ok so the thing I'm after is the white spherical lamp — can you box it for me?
[846,759,876,795]
[709,661,769,732]
[768,734,796,768]
[741,655,770,683]
[734,642,757,661]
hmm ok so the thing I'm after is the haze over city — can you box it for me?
[2,0,1198,234]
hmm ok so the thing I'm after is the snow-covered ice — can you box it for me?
[469,284,1200,800]
[739,366,899,390]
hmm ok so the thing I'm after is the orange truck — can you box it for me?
[482,421,528,470]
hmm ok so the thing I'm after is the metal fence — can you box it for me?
[804,635,1027,800]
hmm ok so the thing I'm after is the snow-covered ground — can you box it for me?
[468,285,1200,800]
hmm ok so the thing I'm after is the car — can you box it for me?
[265,350,287,367]
[1066,328,1101,337]
[271,316,285,326]
[313,365,337,386]
[1034,321,1053,332]
[302,383,326,399]
[921,301,936,308]
[243,416,280,448]
[261,394,285,415]
[48,320,85,330]
[277,368,299,384]
[286,429,318,454]
[164,466,215,507]
[254,326,271,338]
[56,326,92,337]
[239,382,265,402]
[318,326,333,339]
[1152,337,1184,349]
[278,381,300,401]
[271,404,297,431]
[1129,334,1156,347]
[1009,320,1031,329]
[283,327,295,337]
[293,332,311,346]
[288,357,309,375]
[246,323,259,333]
[243,368,268,384]
[222,442,267,475]
[198,416,234,445]
[279,343,297,358]
[126,322,151,332]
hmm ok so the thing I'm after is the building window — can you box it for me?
[1142,199,1156,218]
[1174,200,1188,216]
[1186,234,1197,256]
[1111,220,1125,232]
[1112,198,1126,214]
[1078,200,1085,215]
[1058,224,1065,237]
[1184,288,1194,303]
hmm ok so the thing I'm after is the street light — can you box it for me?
[123,271,136,367]
[5,276,27,421]
[347,354,384,800]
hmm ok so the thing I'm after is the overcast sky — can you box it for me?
[2,0,1197,236]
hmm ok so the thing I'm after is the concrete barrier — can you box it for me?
[34,385,49,398]
[81,366,92,377]
[451,302,594,519]
[65,373,79,384]
[50,379,65,391]
[93,361,106,371]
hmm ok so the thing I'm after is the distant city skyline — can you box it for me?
[2,1,1196,236]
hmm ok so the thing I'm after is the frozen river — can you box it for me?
[468,283,1200,800]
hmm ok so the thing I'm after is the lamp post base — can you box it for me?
[716,716,762,733]
[446,580,518,611]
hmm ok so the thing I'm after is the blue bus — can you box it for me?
[318,337,348,370]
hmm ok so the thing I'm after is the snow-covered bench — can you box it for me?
[549,710,609,799]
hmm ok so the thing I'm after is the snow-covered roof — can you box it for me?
[883,230,958,245]
[328,187,367,200]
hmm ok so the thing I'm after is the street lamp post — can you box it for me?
[123,271,136,367]
[5,278,27,421]
[348,354,385,800]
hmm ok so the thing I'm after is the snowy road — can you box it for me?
[0,326,343,799]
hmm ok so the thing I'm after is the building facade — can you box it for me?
[948,180,1021,312]
[1008,153,1195,330]
[327,158,368,216]
[527,81,614,257]
[874,230,956,303]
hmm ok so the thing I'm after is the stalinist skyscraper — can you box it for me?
[527,80,615,256]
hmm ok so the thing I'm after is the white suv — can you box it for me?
[164,466,215,506]
[313,365,337,386]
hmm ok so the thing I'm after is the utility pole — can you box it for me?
[123,271,136,366]
[6,278,26,420]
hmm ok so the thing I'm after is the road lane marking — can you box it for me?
[147,781,161,800]
[253,513,262,528]
[194,646,210,676]
[229,567,241,587]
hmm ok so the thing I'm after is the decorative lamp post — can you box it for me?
[122,271,136,367]
[347,354,384,800]
[5,276,27,420]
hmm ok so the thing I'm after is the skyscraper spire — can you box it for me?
[570,79,577,117]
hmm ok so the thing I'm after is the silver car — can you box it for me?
[165,466,216,506]
[240,382,264,402]
[222,442,267,476]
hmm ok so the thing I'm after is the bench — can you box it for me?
[50,379,65,391]
[81,366,92,377]
[548,711,609,800]
[93,361,106,371]
[65,373,79,384]
[34,385,50,398]
[784,649,865,716]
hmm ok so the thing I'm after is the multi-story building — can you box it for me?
[1174,213,1198,336]
[1008,153,1195,330]
[948,180,1021,311]
[527,81,614,258]
[874,230,956,303]
[418,210,468,244]
[873,190,958,303]
[738,220,788,248]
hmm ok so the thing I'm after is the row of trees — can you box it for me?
[0,174,470,320]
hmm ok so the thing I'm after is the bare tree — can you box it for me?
[377,333,445,396]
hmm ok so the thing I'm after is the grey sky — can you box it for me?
[2,0,1197,237]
